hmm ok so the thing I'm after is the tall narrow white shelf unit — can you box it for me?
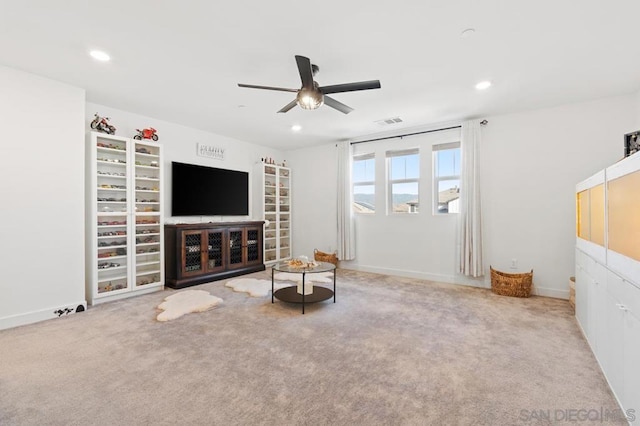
[254,163,291,263]
[86,132,164,305]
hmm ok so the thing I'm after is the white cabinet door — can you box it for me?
[605,291,626,404]
[587,274,599,351]
[591,263,608,362]
[623,291,640,423]
[575,263,589,336]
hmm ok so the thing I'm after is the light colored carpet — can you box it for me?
[0,269,625,425]
[225,278,288,297]
[156,289,223,321]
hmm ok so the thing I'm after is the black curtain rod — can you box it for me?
[350,125,462,145]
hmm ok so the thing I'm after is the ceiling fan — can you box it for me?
[238,55,381,114]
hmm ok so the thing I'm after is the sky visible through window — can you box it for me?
[353,157,375,193]
[435,148,460,191]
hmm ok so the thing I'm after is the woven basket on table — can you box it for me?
[314,249,339,266]
[490,266,533,298]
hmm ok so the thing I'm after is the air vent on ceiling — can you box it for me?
[375,117,403,126]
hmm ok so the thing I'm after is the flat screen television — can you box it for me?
[171,161,249,216]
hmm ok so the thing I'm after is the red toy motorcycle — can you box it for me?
[90,113,116,135]
[133,127,159,141]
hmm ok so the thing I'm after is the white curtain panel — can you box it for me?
[458,120,484,277]
[337,141,355,260]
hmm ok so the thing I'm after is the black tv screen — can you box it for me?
[171,162,249,216]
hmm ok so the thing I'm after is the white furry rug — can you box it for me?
[273,271,334,283]
[156,290,223,322]
[225,278,288,297]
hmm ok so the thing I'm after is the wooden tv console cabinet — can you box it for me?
[164,221,265,289]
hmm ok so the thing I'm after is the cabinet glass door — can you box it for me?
[97,216,129,294]
[133,140,162,286]
[246,228,261,264]
[96,135,129,294]
[135,213,161,287]
[608,170,640,261]
[207,230,225,271]
[278,168,291,261]
[183,231,204,275]
[576,189,590,240]
[228,229,244,267]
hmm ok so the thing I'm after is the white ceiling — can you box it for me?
[1,1,639,150]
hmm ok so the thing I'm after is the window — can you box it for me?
[387,149,419,213]
[433,142,461,214]
[352,153,375,213]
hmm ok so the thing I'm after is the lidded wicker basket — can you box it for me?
[314,249,339,266]
[490,266,533,298]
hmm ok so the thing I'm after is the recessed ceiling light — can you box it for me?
[291,125,302,132]
[461,28,475,38]
[89,50,110,62]
[475,81,492,90]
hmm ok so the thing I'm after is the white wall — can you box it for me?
[482,94,636,298]
[86,103,283,223]
[287,144,338,259]
[289,127,468,284]
[0,66,86,329]
[289,94,637,298]
[635,89,640,128]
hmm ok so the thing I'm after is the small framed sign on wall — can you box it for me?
[196,143,225,161]
[624,131,639,158]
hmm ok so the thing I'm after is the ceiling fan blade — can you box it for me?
[319,80,381,95]
[295,55,314,89]
[323,96,354,114]
[277,99,298,113]
[238,83,298,93]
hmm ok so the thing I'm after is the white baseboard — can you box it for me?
[341,263,489,289]
[532,286,569,299]
[341,263,569,300]
[0,300,87,331]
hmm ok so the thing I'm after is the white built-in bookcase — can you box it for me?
[253,162,291,263]
[86,132,164,304]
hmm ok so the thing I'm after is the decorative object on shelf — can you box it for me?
[156,290,223,322]
[133,127,159,141]
[314,249,338,266]
[287,255,317,269]
[624,130,640,158]
[490,266,533,298]
[297,281,314,295]
[90,113,116,135]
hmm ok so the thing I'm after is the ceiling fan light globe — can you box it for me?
[297,89,323,110]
